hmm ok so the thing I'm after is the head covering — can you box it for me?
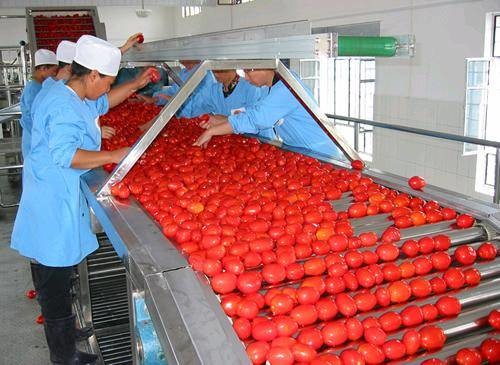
[56,41,76,64]
[34,49,58,67]
[74,35,121,77]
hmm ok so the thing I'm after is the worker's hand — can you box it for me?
[101,126,116,139]
[193,130,213,149]
[134,68,154,90]
[200,114,227,129]
[156,93,171,101]
[139,119,154,132]
[110,147,131,164]
[120,33,142,54]
[135,94,156,104]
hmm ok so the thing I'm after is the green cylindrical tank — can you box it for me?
[338,36,398,57]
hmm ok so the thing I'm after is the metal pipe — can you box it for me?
[325,113,500,149]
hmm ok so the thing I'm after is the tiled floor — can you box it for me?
[0,169,51,364]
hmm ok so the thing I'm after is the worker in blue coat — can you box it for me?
[19,49,58,158]
[193,68,344,160]
[11,35,149,365]
[182,69,267,117]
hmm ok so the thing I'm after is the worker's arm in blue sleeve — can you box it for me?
[181,83,214,118]
[228,84,295,134]
[95,94,110,116]
[46,108,86,168]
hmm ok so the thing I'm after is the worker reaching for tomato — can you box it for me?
[19,49,58,159]
[11,35,134,365]
[193,68,344,160]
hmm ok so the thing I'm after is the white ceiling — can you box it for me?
[0,0,218,7]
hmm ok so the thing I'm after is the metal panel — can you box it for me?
[277,60,361,162]
[144,269,250,365]
[124,33,334,62]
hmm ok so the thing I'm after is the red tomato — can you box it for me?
[274,316,299,337]
[477,242,497,260]
[408,176,426,190]
[345,250,364,268]
[296,287,320,305]
[252,319,278,341]
[488,309,500,329]
[351,159,365,170]
[136,33,144,43]
[211,272,237,294]
[419,325,446,350]
[271,337,296,348]
[456,214,475,228]
[297,328,323,350]
[364,327,387,346]
[462,268,481,287]
[401,240,420,257]
[147,67,161,83]
[356,267,376,288]
[202,258,222,277]
[322,321,348,347]
[233,317,252,339]
[441,207,457,220]
[246,341,270,365]
[26,289,37,299]
[382,263,402,282]
[335,293,358,317]
[402,329,421,355]
[270,294,295,315]
[237,272,262,294]
[36,314,44,324]
[375,287,391,307]
[315,298,338,321]
[304,258,326,276]
[421,359,445,365]
[348,203,368,218]
[325,276,346,295]
[379,311,402,332]
[340,349,365,365]
[359,232,378,247]
[236,299,259,319]
[430,252,452,271]
[434,235,451,251]
[354,292,377,312]
[455,348,482,365]
[382,339,406,360]
[286,263,305,280]
[328,234,349,252]
[480,338,500,363]
[413,257,433,275]
[345,318,364,341]
[418,237,435,254]
[430,277,448,294]
[443,268,465,289]
[290,304,318,326]
[311,354,342,365]
[422,304,439,321]
[301,276,326,294]
[410,278,432,298]
[267,346,294,365]
[291,343,316,363]
[388,281,411,303]
[400,305,424,327]
[358,343,385,365]
[262,263,286,284]
[454,245,477,265]
[436,296,461,317]
[376,243,400,262]
[380,227,401,243]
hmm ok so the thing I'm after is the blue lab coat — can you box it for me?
[183,77,267,118]
[228,74,343,159]
[19,80,42,157]
[11,81,109,267]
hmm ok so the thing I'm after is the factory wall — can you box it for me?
[172,0,499,202]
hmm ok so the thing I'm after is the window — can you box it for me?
[181,6,201,18]
[299,57,376,159]
[463,59,489,154]
[494,15,500,57]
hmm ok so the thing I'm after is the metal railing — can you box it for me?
[326,113,500,205]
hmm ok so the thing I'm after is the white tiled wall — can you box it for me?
[372,94,489,201]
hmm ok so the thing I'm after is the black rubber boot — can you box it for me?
[75,325,94,341]
[44,314,98,365]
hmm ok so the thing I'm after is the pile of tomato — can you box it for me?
[102,100,499,364]
[33,13,96,52]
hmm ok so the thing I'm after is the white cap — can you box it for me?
[74,35,121,77]
[56,41,76,64]
[34,49,58,67]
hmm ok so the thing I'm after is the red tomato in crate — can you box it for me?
[210,272,237,294]
[408,176,426,190]
[246,341,270,365]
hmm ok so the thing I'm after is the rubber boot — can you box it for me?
[44,314,98,365]
[76,325,94,341]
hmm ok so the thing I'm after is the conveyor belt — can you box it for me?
[87,235,132,365]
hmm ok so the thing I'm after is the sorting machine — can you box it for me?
[77,30,499,365]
